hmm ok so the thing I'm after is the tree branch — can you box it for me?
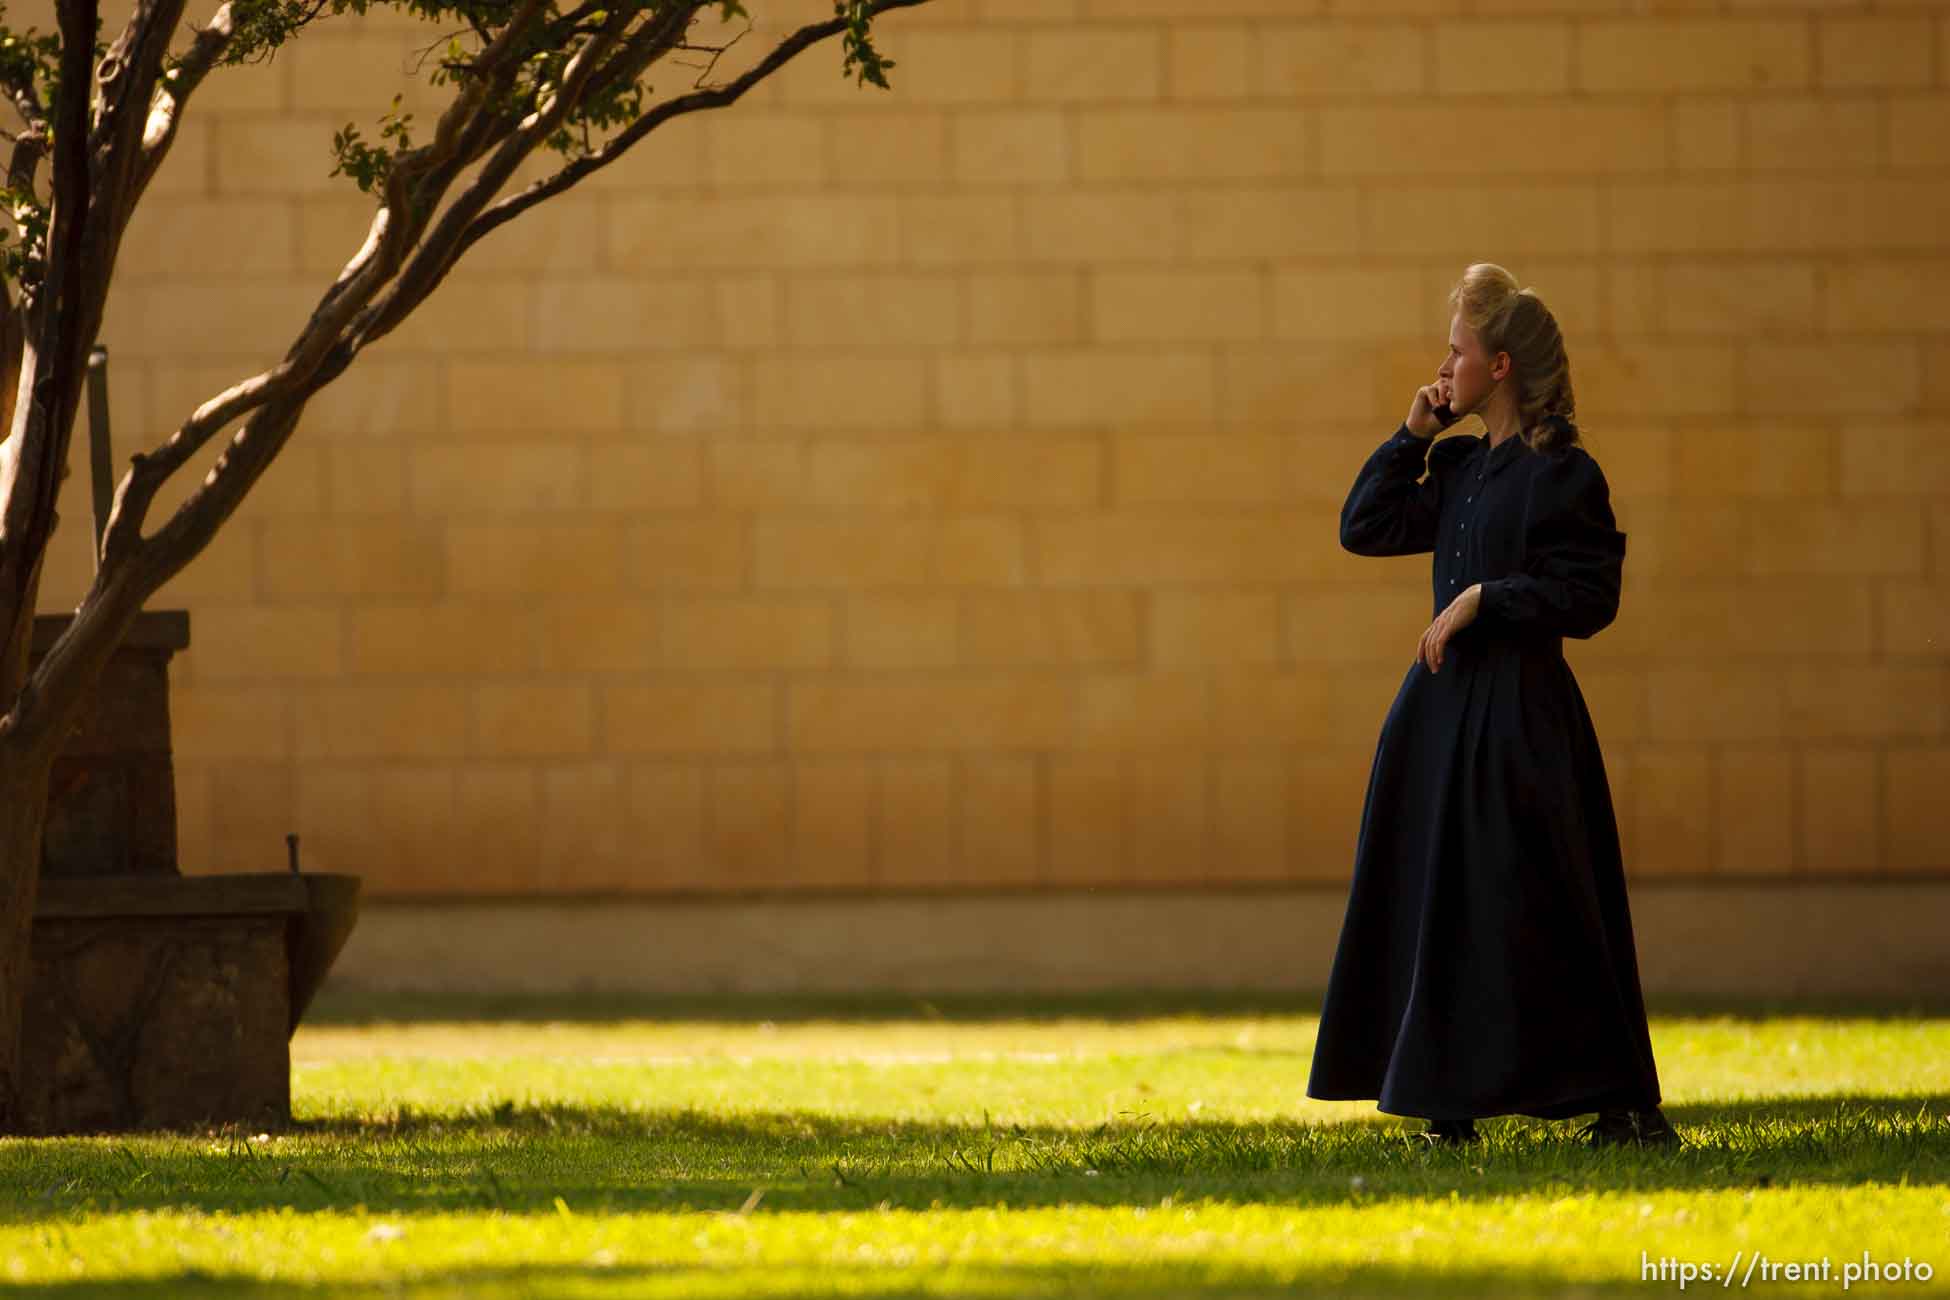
[455,0,931,265]
[75,0,933,719]
[347,0,677,352]
[0,62,49,131]
[107,0,673,574]
[70,0,189,350]
[92,0,189,169]
[131,1,233,208]
[2,76,50,212]
[5,124,45,194]
[0,0,99,750]
[99,0,555,567]
[25,354,324,758]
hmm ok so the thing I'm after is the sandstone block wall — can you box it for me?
[14,0,1947,896]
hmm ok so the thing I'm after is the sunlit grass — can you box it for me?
[3,991,1947,1298]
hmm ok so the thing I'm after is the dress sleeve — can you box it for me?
[1476,448,1626,640]
[1339,425,1472,557]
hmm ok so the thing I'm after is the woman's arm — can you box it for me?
[1476,449,1626,639]
[1339,426,1467,557]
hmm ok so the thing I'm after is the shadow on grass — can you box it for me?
[0,1258,1692,1299]
[3,1095,1945,1226]
[298,987,1337,1026]
[301,987,1950,1027]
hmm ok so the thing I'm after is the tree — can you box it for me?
[0,0,931,1129]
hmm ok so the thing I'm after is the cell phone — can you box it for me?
[1431,401,1459,429]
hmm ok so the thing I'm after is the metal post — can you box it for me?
[84,346,113,571]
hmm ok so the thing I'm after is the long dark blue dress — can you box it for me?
[1304,418,1664,1123]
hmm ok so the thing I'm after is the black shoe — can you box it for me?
[1421,1117,1480,1145]
[1577,1106,1681,1150]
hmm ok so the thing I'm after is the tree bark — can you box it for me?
[0,745,51,1131]
[0,0,935,1132]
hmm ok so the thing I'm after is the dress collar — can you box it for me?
[1474,428,1536,485]
[1476,414,1573,479]
[1477,430,1528,481]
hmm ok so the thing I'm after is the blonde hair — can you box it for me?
[1446,262,1580,454]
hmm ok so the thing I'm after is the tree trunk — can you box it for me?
[0,745,51,1132]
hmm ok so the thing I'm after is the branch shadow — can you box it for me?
[298,987,1333,1026]
[299,986,1950,1028]
[3,1093,1944,1227]
[0,1257,1695,1299]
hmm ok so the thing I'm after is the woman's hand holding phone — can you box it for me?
[1406,379,1460,439]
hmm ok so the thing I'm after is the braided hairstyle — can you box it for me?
[1445,262,1580,454]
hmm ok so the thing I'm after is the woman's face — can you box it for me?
[1437,314,1506,415]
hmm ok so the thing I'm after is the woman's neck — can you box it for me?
[1482,393,1523,448]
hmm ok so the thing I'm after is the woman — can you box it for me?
[1303,264,1679,1150]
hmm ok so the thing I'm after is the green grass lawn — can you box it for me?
[3,990,1948,1297]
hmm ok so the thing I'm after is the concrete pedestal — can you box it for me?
[20,612,360,1135]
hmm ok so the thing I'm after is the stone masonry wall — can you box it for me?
[13,0,1948,896]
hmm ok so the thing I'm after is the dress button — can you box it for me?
[1454,550,1461,557]
[1460,524,1467,531]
